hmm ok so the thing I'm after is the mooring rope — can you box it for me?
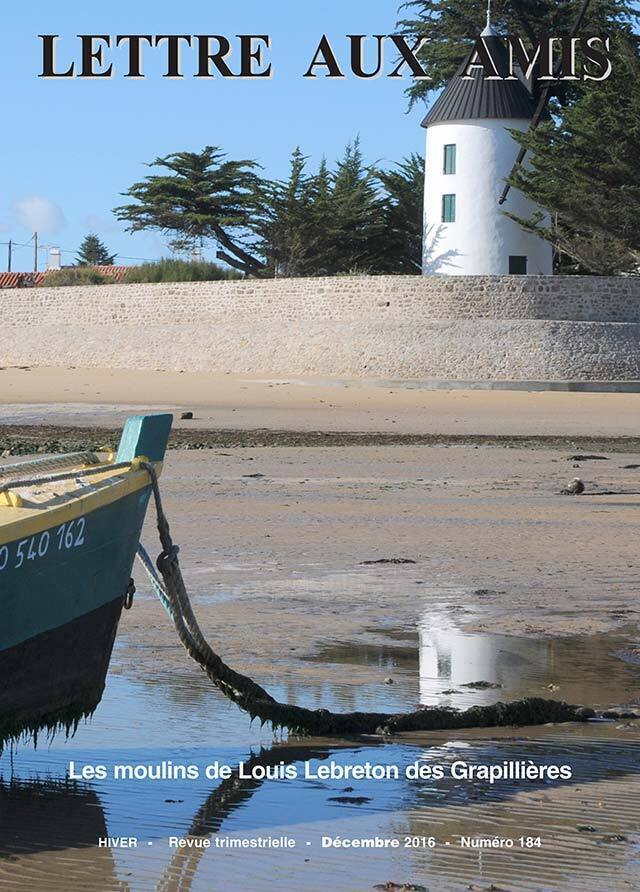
[137,461,610,736]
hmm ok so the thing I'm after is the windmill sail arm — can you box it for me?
[498,83,555,205]
[498,0,594,206]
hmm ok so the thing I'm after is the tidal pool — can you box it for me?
[2,620,640,892]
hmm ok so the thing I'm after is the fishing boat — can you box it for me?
[0,413,173,746]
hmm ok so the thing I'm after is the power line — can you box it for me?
[1,240,159,266]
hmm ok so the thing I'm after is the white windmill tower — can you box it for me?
[421,1,554,276]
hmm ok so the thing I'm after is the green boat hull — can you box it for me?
[0,413,172,745]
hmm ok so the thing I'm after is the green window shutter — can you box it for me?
[442,194,456,223]
[443,144,456,175]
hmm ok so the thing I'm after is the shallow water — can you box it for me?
[308,615,640,711]
[2,620,640,892]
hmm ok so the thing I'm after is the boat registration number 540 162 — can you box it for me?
[0,517,86,571]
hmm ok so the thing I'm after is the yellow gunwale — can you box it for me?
[0,461,161,546]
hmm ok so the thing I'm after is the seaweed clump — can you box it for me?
[0,703,97,755]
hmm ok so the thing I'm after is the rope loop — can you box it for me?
[157,544,180,575]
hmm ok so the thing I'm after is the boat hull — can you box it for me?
[0,596,124,741]
[0,413,173,746]
[1,481,151,743]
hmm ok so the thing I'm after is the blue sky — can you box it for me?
[0,1,432,271]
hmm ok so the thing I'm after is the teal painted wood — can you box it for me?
[1,413,173,652]
[1,487,150,651]
[116,413,173,463]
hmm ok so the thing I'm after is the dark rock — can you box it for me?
[461,680,502,689]
[180,411,194,420]
[467,886,510,892]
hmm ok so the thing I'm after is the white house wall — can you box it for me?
[423,119,554,276]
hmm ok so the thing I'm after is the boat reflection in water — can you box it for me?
[0,779,127,891]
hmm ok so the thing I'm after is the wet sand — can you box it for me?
[2,373,640,890]
[1,365,640,436]
[113,444,640,685]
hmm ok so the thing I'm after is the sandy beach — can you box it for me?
[1,366,639,672]
[1,365,640,436]
[2,367,640,891]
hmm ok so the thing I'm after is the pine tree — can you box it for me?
[398,0,639,106]
[376,154,424,273]
[506,38,640,274]
[76,233,116,266]
[256,142,423,276]
[257,148,317,276]
[327,138,386,274]
[304,158,338,276]
[114,147,265,276]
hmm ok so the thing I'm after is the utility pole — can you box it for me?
[33,232,38,272]
[7,240,11,273]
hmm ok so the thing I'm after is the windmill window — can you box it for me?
[442,194,456,223]
[443,144,456,175]
[509,255,528,275]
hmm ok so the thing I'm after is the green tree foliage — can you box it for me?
[256,148,319,277]
[116,142,424,278]
[40,267,113,287]
[506,38,640,274]
[326,138,387,274]
[114,147,266,276]
[376,153,425,273]
[123,258,241,283]
[254,141,424,276]
[397,0,639,106]
[306,157,338,274]
[76,233,116,266]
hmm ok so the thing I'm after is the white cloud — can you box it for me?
[13,196,66,234]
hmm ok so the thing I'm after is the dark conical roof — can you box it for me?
[422,36,537,127]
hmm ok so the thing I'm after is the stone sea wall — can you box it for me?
[2,275,640,381]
